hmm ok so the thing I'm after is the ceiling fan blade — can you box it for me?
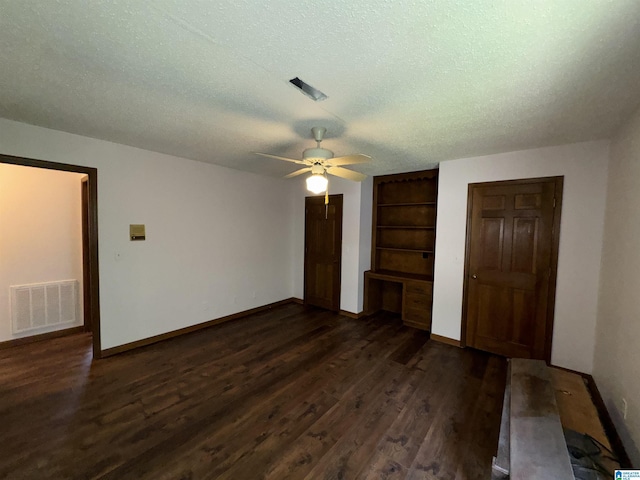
[326,154,372,166]
[284,167,312,178]
[326,166,367,182]
[254,152,306,165]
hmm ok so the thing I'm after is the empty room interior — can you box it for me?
[1,1,639,479]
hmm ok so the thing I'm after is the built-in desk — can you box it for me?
[363,270,433,331]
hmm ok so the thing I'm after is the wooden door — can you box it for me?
[304,195,343,311]
[463,178,562,360]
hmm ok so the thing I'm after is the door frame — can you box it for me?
[81,176,92,334]
[460,176,563,362]
[0,153,102,359]
[303,194,343,312]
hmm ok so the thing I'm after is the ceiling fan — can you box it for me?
[255,127,371,194]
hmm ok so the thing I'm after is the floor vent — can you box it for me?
[10,280,78,334]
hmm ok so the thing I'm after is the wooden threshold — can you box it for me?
[0,326,86,350]
[100,298,298,357]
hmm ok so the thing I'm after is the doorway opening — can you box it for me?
[0,154,101,359]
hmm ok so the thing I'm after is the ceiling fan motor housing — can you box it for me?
[303,147,333,162]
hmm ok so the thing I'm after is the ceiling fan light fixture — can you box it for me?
[306,173,328,194]
[255,126,371,186]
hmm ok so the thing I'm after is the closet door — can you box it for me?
[304,195,343,311]
[463,178,562,360]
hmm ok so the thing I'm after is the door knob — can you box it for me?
[471,274,478,279]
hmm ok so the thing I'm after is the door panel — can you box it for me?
[479,218,504,270]
[482,194,506,210]
[304,195,343,311]
[464,178,562,360]
[512,217,538,273]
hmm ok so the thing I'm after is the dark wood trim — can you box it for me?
[459,183,475,348]
[548,363,587,377]
[293,298,364,318]
[584,375,632,468]
[430,333,462,347]
[0,153,101,359]
[100,298,298,357]
[0,154,94,174]
[373,168,439,185]
[339,310,366,319]
[545,177,563,362]
[460,176,564,362]
[370,175,380,271]
[0,326,86,350]
[81,176,91,333]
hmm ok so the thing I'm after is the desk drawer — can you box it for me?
[403,281,432,330]
[404,305,430,321]
[403,306,432,329]
[405,293,431,309]
[405,281,432,296]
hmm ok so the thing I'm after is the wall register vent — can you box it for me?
[10,280,78,334]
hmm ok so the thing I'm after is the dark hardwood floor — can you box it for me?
[0,304,507,479]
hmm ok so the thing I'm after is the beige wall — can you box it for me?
[0,164,84,341]
[0,118,296,350]
[593,106,640,466]
[432,141,609,373]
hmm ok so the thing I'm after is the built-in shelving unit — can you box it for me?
[364,169,438,331]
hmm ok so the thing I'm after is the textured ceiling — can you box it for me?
[1,1,640,177]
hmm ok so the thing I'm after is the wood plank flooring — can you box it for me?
[0,304,507,479]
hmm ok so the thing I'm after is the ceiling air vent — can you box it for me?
[289,77,327,101]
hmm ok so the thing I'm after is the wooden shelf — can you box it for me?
[365,169,438,332]
[377,225,435,230]
[368,270,434,282]
[376,247,434,254]
[378,202,436,207]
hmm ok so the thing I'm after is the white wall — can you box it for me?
[432,141,609,373]
[357,177,373,309]
[0,118,295,350]
[291,176,371,314]
[593,106,640,466]
[0,164,84,341]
